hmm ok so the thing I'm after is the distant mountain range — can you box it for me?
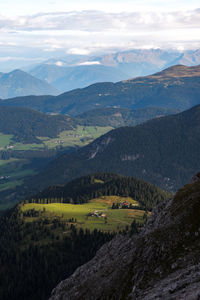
[28,48,200,92]
[1,49,200,98]
[2,65,200,114]
[21,104,200,195]
[30,64,129,93]
[91,48,200,75]
[0,69,58,99]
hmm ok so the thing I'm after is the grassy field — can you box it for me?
[0,126,112,151]
[0,158,36,192]
[12,143,44,151]
[21,196,148,232]
[0,158,19,166]
[0,134,14,149]
[40,126,113,149]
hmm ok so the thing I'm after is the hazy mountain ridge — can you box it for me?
[92,48,200,71]
[30,64,129,93]
[28,48,200,92]
[1,64,200,115]
[0,69,59,99]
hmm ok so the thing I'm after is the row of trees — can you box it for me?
[30,173,169,211]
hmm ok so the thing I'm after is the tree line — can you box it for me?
[31,173,170,211]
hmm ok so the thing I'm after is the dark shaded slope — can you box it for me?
[0,105,176,144]
[0,205,113,300]
[0,106,76,143]
[0,95,55,112]
[77,106,178,127]
[24,105,200,193]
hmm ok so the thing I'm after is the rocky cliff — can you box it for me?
[49,173,200,300]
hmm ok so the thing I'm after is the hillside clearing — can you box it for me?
[21,196,148,232]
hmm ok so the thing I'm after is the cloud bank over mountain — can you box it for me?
[0,1,200,70]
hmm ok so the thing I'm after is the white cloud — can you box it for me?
[0,9,199,68]
[1,0,200,16]
[0,57,13,62]
[77,61,101,66]
[67,48,91,55]
[55,61,64,66]
[0,10,200,32]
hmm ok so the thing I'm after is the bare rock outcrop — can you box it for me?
[50,173,200,300]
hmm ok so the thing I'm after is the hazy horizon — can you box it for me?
[0,0,199,71]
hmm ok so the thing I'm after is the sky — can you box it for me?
[0,0,200,71]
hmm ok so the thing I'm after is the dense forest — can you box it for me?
[77,106,177,128]
[0,106,76,143]
[0,206,115,300]
[32,173,170,211]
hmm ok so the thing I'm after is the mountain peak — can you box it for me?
[0,69,59,98]
[150,64,200,78]
[10,69,25,73]
[125,64,200,82]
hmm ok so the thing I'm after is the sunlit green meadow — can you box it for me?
[21,196,148,232]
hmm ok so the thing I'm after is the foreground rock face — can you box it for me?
[50,173,200,300]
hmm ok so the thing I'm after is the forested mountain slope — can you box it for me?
[33,173,169,211]
[0,105,177,145]
[77,106,178,127]
[0,106,75,143]
[1,65,200,115]
[24,105,200,193]
[0,105,176,209]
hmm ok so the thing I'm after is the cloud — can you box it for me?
[77,61,101,66]
[67,48,91,55]
[0,9,199,68]
[0,10,200,32]
[55,61,64,66]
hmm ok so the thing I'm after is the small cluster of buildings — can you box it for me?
[88,211,107,218]
[0,175,10,180]
[55,140,64,144]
